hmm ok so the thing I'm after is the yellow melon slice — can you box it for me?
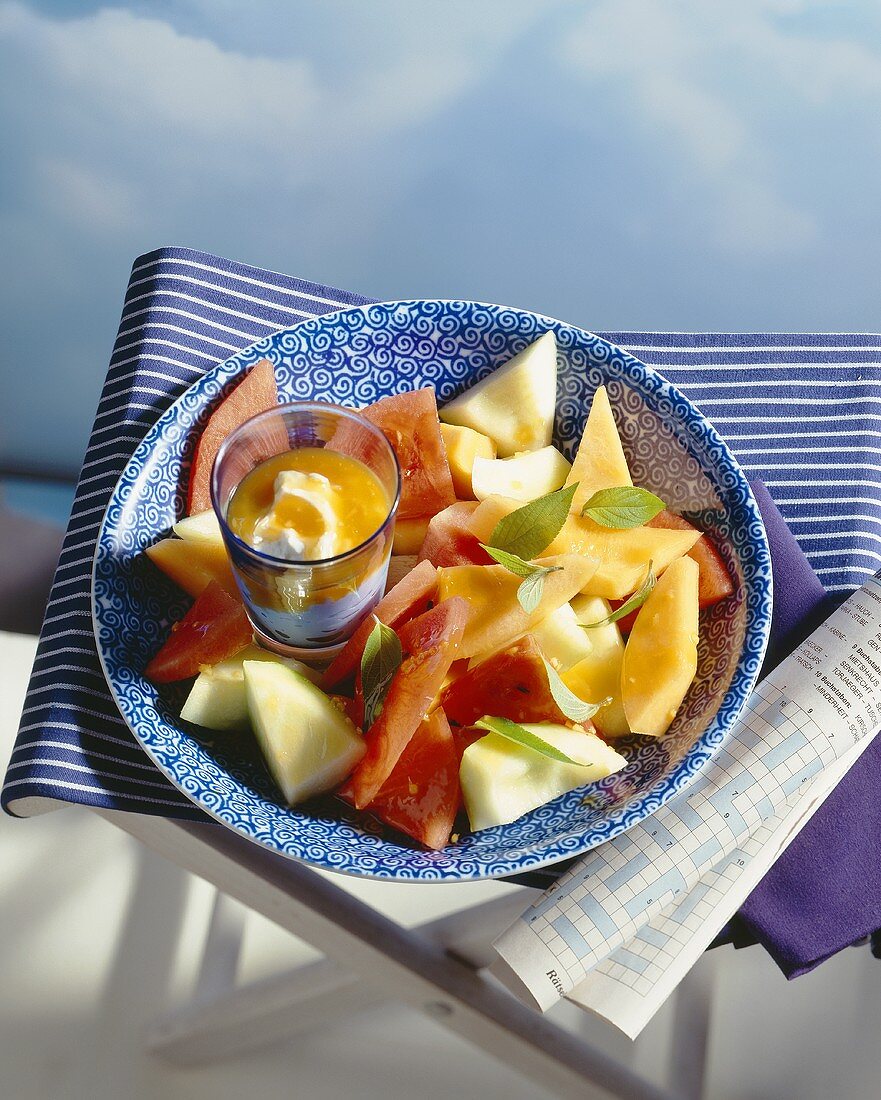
[622,556,700,737]
[466,495,523,543]
[145,538,238,598]
[392,515,431,555]
[565,595,630,738]
[565,386,632,514]
[440,423,496,499]
[436,554,597,659]
[546,515,701,599]
[467,495,700,600]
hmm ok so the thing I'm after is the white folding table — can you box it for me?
[17,249,871,1099]
[96,803,711,1100]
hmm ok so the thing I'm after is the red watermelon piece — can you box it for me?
[346,597,469,809]
[187,359,280,515]
[322,558,438,689]
[145,581,252,683]
[417,501,490,568]
[365,708,460,850]
[440,635,566,727]
[360,388,456,519]
[648,510,735,608]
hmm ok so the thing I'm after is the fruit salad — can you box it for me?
[143,332,735,850]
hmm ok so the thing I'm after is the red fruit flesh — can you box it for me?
[648,510,735,608]
[417,501,490,568]
[187,359,279,515]
[397,596,469,656]
[347,598,469,809]
[360,388,456,519]
[367,708,460,850]
[440,634,565,727]
[322,559,438,689]
[145,581,252,682]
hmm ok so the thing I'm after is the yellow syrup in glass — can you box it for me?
[227,447,390,561]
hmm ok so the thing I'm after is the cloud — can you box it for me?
[0,0,555,473]
[560,0,822,255]
[4,0,881,476]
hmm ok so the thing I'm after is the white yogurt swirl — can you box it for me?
[251,470,341,560]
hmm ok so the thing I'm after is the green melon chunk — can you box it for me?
[180,644,320,732]
[460,722,626,832]
[243,661,365,806]
[440,331,557,457]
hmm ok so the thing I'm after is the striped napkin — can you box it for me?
[4,247,880,828]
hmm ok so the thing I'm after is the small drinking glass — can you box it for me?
[211,401,400,661]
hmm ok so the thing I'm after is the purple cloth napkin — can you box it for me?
[721,481,881,977]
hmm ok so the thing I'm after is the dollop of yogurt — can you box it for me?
[251,470,341,560]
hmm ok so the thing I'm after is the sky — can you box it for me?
[3,0,881,478]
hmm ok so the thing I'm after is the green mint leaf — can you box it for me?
[543,658,611,723]
[361,619,402,729]
[581,485,665,529]
[582,561,656,628]
[473,715,586,765]
[488,482,579,560]
[480,544,546,578]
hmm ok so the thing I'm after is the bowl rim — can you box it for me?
[92,298,773,881]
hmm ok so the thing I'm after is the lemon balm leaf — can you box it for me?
[517,571,546,614]
[516,569,559,614]
[473,715,585,764]
[488,482,578,560]
[361,619,402,728]
[478,543,563,614]
[480,544,546,578]
[582,561,656,628]
[542,658,610,723]
[581,486,665,529]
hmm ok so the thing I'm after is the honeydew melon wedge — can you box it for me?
[622,556,700,737]
[471,446,571,503]
[180,644,320,731]
[173,509,225,548]
[529,603,593,672]
[565,385,632,514]
[440,331,558,457]
[243,661,366,805]
[565,596,630,738]
[460,723,627,831]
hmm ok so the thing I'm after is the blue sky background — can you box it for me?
[3,0,881,479]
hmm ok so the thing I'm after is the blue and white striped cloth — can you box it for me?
[3,246,879,818]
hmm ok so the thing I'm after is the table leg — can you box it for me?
[99,810,676,1100]
[148,888,538,1064]
[668,953,718,1100]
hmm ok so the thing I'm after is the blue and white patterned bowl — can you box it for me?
[93,300,772,881]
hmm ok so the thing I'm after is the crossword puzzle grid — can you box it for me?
[595,817,785,996]
[525,681,837,988]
